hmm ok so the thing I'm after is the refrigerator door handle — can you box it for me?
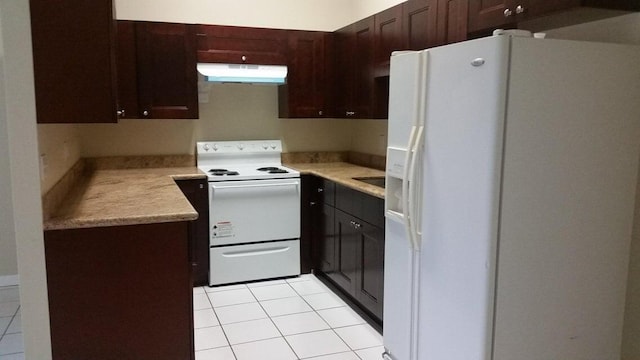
[403,125,418,250]
[408,125,425,250]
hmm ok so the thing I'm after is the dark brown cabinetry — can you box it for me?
[468,0,581,33]
[196,25,287,65]
[176,179,210,287]
[29,0,118,124]
[303,176,385,322]
[45,222,194,360]
[404,0,440,50]
[374,4,405,74]
[436,0,470,45]
[278,31,329,118]
[135,22,199,119]
[333,17,376,119]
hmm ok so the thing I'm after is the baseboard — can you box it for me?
[0,275,19,287]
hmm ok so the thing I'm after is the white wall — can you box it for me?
[0,0,52,358]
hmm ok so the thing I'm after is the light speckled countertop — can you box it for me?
[286,162,385,199]
[43,167,206,231]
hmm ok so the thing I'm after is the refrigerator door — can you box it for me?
[417,35,510,360]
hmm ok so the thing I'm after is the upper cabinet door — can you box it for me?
[404,0,439,50]
[436,0,469,45]
[116,21,139,119]
[278,31,328,118]
[30,0,118,124]
[352,16,375,119]
[196,25,288,65]
[135,22,199,119]
[374,4,405,75]
[468,0,528,33]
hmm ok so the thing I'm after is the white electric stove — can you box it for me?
[196,140,301,286]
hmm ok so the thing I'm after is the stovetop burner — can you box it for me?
[209,168,228,172]
[257,167,289,174]
[210,169,239,176]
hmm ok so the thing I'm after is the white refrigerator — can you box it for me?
[383,31,640,360]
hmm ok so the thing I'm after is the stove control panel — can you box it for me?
[197,140,282,154]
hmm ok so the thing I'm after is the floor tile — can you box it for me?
[193,293,212,310]
[317,307,366,328]
[0,333,24,355]
[208,288,256,308]
[0,288,19,304]
[355,346,385,360]
[194,308,219,329]
[0,303,18,318]
[249,284,298,301]
[272,311,330,336]
[195,346,236,360]
[286,274,314,283]
[232,337,297,360]
[215,302,267,325]
[5,314,20,334]
[0,318,11,335]
[305,351,360,360]
[0,353,25,360]
[260,296,313,317]
[205,284,247,293]
[246,279,287,288]
[334,324,382,350]
[285,329,350,359]
[193,287,205,295]
[289,280,327,295]
[194,326,228,351]
[302,293,345,311]
[221,318,281,345]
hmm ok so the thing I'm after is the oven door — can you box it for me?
[209,178,301,246]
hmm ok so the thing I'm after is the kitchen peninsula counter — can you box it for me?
[286,162,385,199]
[43,166,206,231]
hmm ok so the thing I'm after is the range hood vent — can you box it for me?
[197,63,288,84]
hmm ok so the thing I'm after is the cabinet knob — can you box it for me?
[117,109,125,117]
[310,201,317,206]
[318,110,323,116]
[515,5,525,14]
[143,110,149,117]
[241,55,247,62]
[504,8,513,17]
[317,188,324,193]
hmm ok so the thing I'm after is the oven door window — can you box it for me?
[209,178,301,246]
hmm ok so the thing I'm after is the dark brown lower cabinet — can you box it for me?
[44,222,194,360]
[304,175,385,322]
[176,178,210,286]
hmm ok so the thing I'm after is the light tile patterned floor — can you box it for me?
[0,286,23,360]
[0,275,383,360]
[194,274,384,360]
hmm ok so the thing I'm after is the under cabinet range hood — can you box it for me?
[197,63,288,84]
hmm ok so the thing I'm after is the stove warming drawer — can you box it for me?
[209,240,300,285]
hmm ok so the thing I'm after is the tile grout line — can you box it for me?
[199,285,238,358]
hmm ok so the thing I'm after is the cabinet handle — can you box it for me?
[199,184,204,189]
[515,5,525,14]
[504,8,513,17]
[346,111,355,116]
[117,109,125,117]
[317,188,324,193]
[143,110,149,117]
[318,110,323,116]
[310,201,317,206]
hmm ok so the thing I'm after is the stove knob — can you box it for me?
[270,144,277,149]
[238,143,245,150]
[212,144,218,151]
[203,144,211,151]
[262,143,269,150]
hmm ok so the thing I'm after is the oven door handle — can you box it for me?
[221,246,292,257]
[211,182,299,190]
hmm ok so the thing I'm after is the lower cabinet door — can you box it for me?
[329,210,359,294]
[355,221,385,320]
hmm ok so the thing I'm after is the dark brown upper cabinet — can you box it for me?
[135,22,199,119]
[404,0,440,50]
[116,21,140,119]
[374,4,405,76]
[278,31,330,118]
[196,25,288,65]
[30,0,118,124]
[436,0,469,45]
[333,16,375,119]
[468,0,582,33]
